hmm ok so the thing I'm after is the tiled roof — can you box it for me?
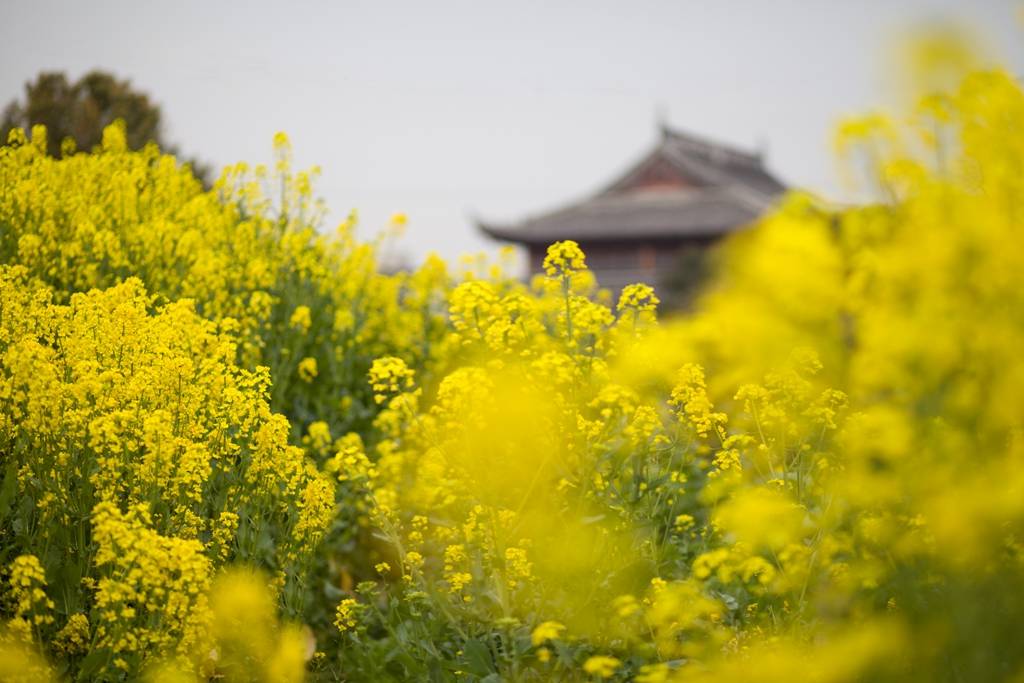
[479,125,786,245]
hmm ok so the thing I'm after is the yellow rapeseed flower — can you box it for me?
[583,655,621,678]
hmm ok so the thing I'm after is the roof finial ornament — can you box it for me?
[756,134,769,163]
[656,103,670,139]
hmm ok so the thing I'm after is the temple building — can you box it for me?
[477,124,787,305]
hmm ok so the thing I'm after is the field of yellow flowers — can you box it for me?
[2,49,1024,682]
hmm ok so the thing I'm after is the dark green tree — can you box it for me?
[2,70,210,181]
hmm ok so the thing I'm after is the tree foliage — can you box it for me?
[1,70,209,181]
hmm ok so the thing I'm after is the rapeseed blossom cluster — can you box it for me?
[0,123,451,444]
[2,32,1024,683]
[0,267,332,677]
[319,43,1024,682]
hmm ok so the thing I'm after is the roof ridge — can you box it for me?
[661,125,763,167]
[718,183,777,212]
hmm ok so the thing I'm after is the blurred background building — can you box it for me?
[478,124,786,305]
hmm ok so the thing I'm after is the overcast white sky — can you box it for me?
[2,0,1021,267]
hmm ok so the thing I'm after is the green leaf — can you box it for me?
[462,638,494,677]
[76,649,109,680]
[0,459,18,515]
